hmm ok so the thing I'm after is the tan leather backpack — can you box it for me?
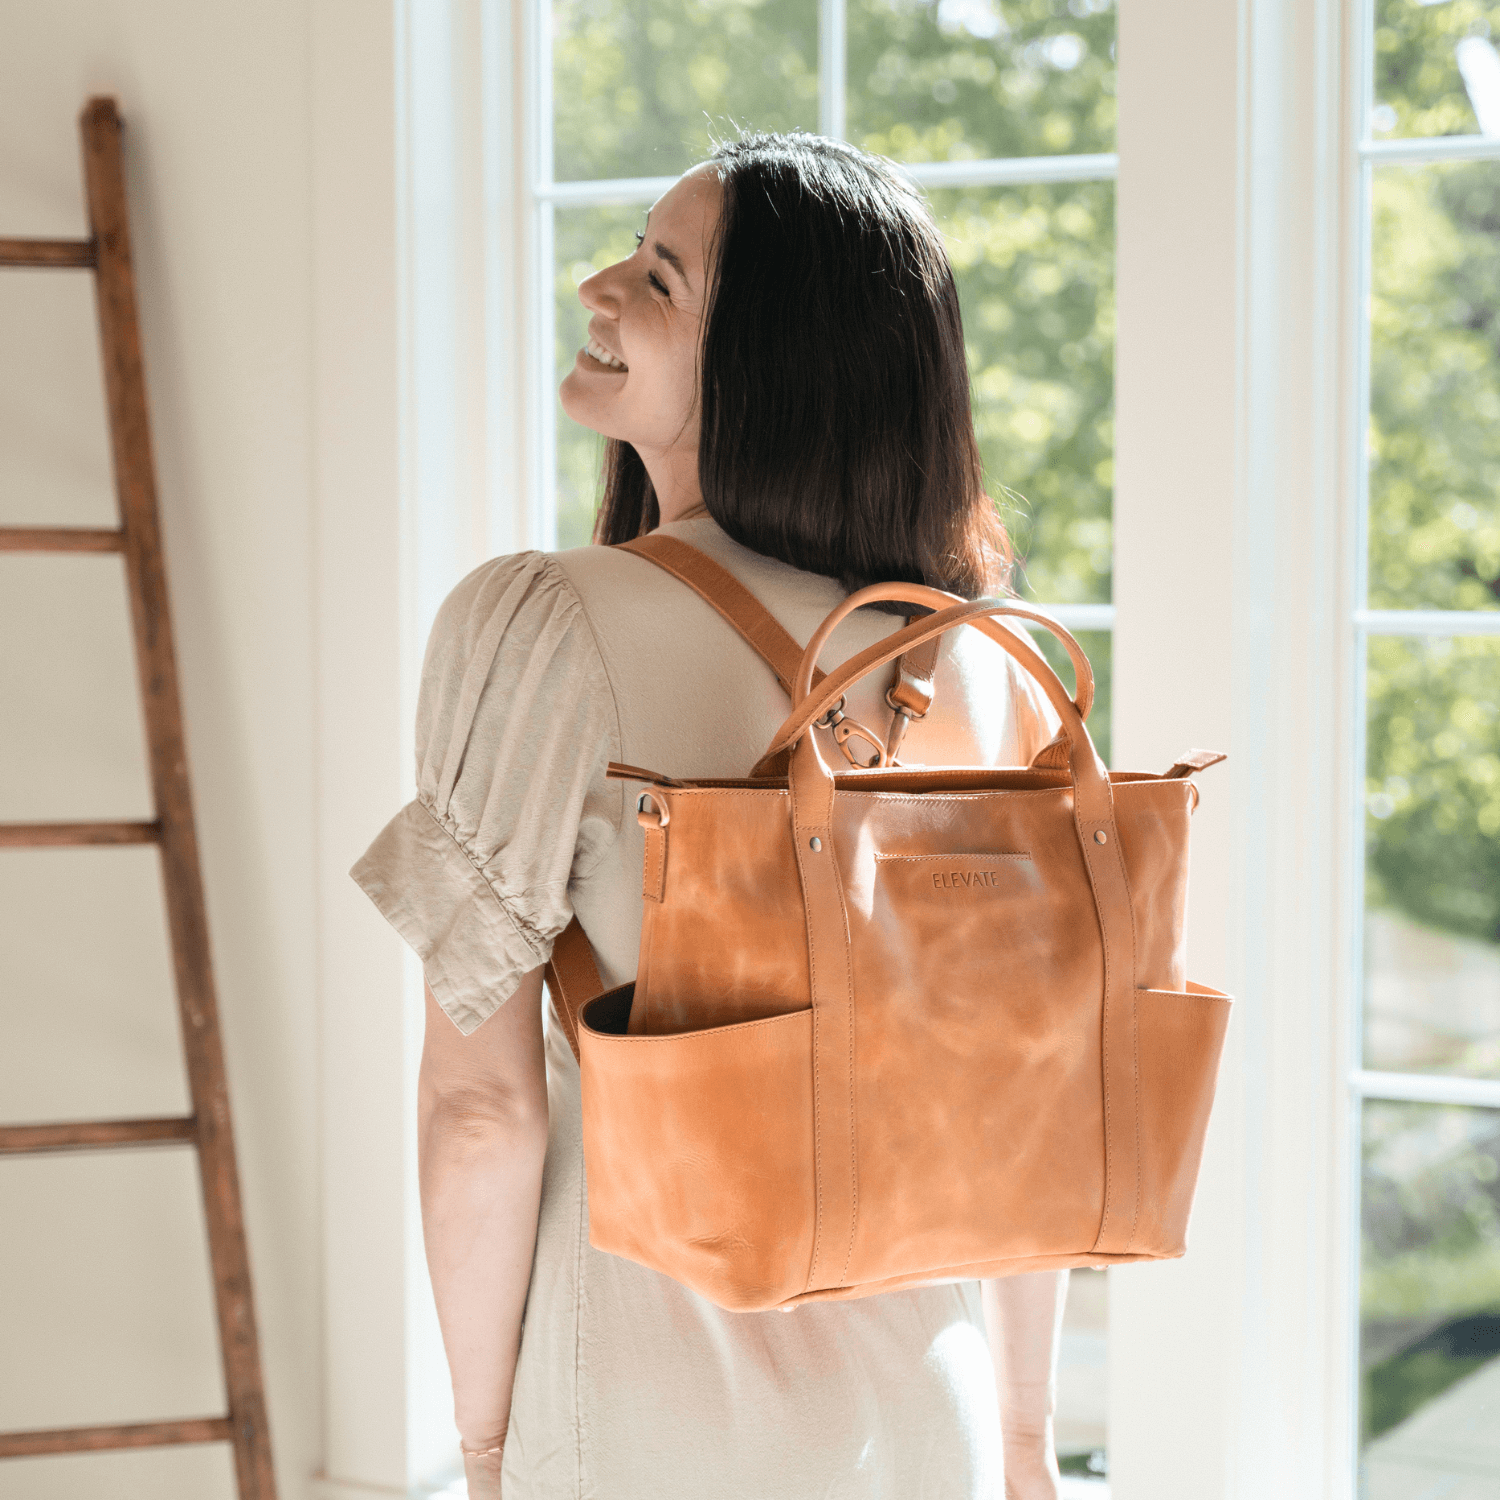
[546,536,1231,1313]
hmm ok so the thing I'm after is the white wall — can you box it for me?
[0,5,409,1497]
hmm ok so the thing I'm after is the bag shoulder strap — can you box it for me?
[550,533,815,1060]
[617,533,826,697]
[545,916,601,1064]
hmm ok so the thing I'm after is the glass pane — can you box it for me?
[1372,0,1500,140]
[555,204,644,549]
[1364,635,1500,1079]
[1036,628,1110,767]
[1056,1266,1109,1483]
[552,0,818,183]
[933,180,1114,608]
[848,0,1116,163]
[1359,1101,1500,1494]
[1368,162,1500,613]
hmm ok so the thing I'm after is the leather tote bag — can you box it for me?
[546,537,1231,1313]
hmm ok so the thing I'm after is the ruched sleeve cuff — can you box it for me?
[351,798,550,1034]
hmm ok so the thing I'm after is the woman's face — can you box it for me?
[558,165,721,454]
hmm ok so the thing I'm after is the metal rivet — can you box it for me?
[809,836,823,852]
[1094,830,1108,845]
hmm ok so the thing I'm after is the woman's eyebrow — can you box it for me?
[651,240,690,289]
[640,210,691,289]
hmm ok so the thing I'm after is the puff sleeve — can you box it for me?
[350,552,623,1033]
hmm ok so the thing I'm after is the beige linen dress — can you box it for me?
[352,515,1060,1500]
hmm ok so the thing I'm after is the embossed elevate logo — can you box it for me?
[931,869,1004,890]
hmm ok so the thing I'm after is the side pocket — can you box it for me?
[1132,982,1232,1257]
[579,994,816,1312]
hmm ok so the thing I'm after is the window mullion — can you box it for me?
[819,0,846,139]
[1360,134,1500,167]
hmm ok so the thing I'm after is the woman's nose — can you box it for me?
[577,265,620,316]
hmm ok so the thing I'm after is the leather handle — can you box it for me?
[790,582,1093,721]
[758,596,1098,789]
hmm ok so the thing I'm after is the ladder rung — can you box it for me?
[0,821,160,848]
[0,1116,197,1156]
[0,237,96,269]
[0,526,124,553]
[0,1417,232,1458]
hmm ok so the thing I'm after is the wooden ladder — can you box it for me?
[0,97,278,1500]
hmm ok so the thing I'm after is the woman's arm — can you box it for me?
[418,968,550,1496]
[982,1270,1069,1500]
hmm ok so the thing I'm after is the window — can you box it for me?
[533,0,1116,1479]
[1354,2,1500,1492]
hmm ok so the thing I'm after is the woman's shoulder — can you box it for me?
[418,549,618,768]
[429,549,586,663]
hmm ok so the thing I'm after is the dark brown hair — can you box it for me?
[592,132,1011,602]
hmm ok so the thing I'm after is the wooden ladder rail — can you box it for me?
[0,98,278,1500]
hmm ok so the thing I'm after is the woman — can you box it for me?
[353,133,1071,1500]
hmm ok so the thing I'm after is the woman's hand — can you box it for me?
[982,1271,1069,1500]
[462,1444,505,1500]
[1000,1425,1062,1500]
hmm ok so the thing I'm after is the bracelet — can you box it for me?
[462,1442,504,1458]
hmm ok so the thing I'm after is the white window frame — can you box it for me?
[1347,0,1500,1109]
[314,3,1482,1496]
[1344,0,1500,1488]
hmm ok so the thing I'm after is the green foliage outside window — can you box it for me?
[1373,0,1500,138]
[1361,1103,1500,1440]
[1364,6,1500,956]
[1360,16,1500,1449]
[846,0,1115,162]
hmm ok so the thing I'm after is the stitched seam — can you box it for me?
[800,828,826,1294]
[841,789,1072,804]
[872,852,1032,863]
[660,789,790,800]
[789,745,830,1295]
[642,828,664,902]
[1080,818,1115,1252]
[1137,989,1231,1003]
[1109,832,1143,1252]
[830,822,859,1289]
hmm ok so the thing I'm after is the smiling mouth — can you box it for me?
[583,337,628,372]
